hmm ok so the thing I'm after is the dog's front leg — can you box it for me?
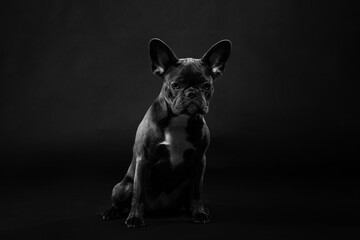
[190,155,210,223]
[125,156,149,228]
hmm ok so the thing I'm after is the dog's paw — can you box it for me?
[125,216,146,228]
[192,211,210,224]
[101,206,122,221]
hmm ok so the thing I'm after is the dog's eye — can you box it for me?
[202,83,211,90]
[171,82,180,90]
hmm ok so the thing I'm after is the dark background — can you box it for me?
[0,0,359,239]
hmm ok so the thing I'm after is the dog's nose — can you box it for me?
[187,92,197,100]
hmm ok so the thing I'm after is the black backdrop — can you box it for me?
[1,0,358,169]
[1,0,359,239]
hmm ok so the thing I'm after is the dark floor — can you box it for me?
[0,154,359,240]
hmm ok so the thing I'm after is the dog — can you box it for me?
[102,38,231,227]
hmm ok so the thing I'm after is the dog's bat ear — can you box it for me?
[202,40,232,78]
[149,38,178,77]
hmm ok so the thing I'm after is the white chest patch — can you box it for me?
[159,114,194,167]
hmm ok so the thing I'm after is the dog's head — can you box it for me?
[149,38,231,116]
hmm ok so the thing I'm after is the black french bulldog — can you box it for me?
[102,38,231,227]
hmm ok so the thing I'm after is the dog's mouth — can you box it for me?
[184,102,208,115]
[172,98,208,115]
[185,103,199,114]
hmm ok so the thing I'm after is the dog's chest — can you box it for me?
[159,115,194,167]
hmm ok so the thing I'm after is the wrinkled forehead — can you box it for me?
[164,58,212,83]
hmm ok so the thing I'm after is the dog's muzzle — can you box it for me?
[172,90,208,115]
